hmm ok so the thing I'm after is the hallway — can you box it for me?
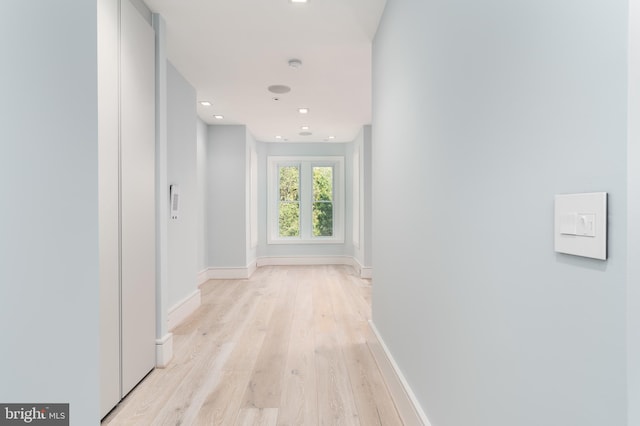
[102,265,402,425]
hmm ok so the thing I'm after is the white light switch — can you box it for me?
[576,214,596,237]
[554,193,607,260]
[559,213,578,235]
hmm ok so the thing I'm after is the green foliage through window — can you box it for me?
[312,167,333,236]
[271,157,341,242]
[279,166,300,236]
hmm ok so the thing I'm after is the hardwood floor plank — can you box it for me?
[342,340,403,426]
[194,370,252,425]
[235,408,279,426]
[102,265,403,426]
[277,270,318,426]
[315,331,361,426]
[241,268,298,409]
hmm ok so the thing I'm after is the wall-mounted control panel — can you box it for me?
[170,184,180,220]
[554,192,607,260]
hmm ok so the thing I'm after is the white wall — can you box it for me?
[362,125,373,268]
[167,62,198,308]
[627,0,640,423]
[246,132,258,265]
[207,125,251,267]
[197,118,209,274]
[348,126,373,270]
[0,1,99,423]
[372,1,628,425]
[346,135,360,261]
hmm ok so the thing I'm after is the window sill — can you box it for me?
[267,237,345,245]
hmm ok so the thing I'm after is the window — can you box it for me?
[268,156,344,244]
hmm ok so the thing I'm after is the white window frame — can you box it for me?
[268,156,345,244]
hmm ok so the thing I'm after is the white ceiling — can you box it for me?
[144,0,387,143]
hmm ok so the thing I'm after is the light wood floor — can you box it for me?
[102,265,403,426]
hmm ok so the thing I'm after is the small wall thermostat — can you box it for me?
[554,192,607,260]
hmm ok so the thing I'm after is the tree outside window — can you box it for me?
[268,156,344,244]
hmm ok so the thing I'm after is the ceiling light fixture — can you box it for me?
[214,115,224,119]
[275,135,282,139]
[290,0,308,3]
[301,125,310,130]
[268,85,291,94]
[200,101,212,106]
[288,58,302,69]
[328,136,335,140]
[298,108,309,114]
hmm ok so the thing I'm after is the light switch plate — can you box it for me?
[554,192,607,260]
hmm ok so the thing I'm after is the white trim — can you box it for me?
[247,260,257,278]
[206,260,257,279]
[196,268,209,286]
[257,255,354,267]
[256,256,371,278]
[352,149,361,248]
[629,1,640,424]
[155,333,173,368]
[167,289,201,331]
[360,267,373,279]
[368,321,431,426]
[350,257,372,279]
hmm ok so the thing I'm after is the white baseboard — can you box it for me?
[350,257,373,279]
[247,260,257,278]
[155,333,173,368]
[204,258,369,279]
[167,289,201,331]
[368,321,431,426]
[360,267,372,279]
[257,255,354,267]
[206,260,257,279]
[257,256,371,278]
[196,269,209,286]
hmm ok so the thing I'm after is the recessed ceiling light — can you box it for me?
[200,101,212,106]
[268,85,291,94]
[301,125,310,130]
[290,0,308,3]
[298,108,309,114]
[288,59,302,69]
[214,115,224,119]
[275,135,282,139]
[328,136,335,140]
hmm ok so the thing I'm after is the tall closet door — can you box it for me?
[120,0,156,397]
[98,0,121,416]
[99,0,156,417]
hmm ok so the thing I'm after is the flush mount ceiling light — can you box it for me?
[213,115,224,119]
[328,136,336,140]
[275,135,283,140]
[288,58,302,69]
[199,101,212,106]
[268,85,291,94]
[301,125,310,130]
[290,0,308,3]
[298,108,309,114]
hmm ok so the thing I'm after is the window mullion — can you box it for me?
[300,161,311,239]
